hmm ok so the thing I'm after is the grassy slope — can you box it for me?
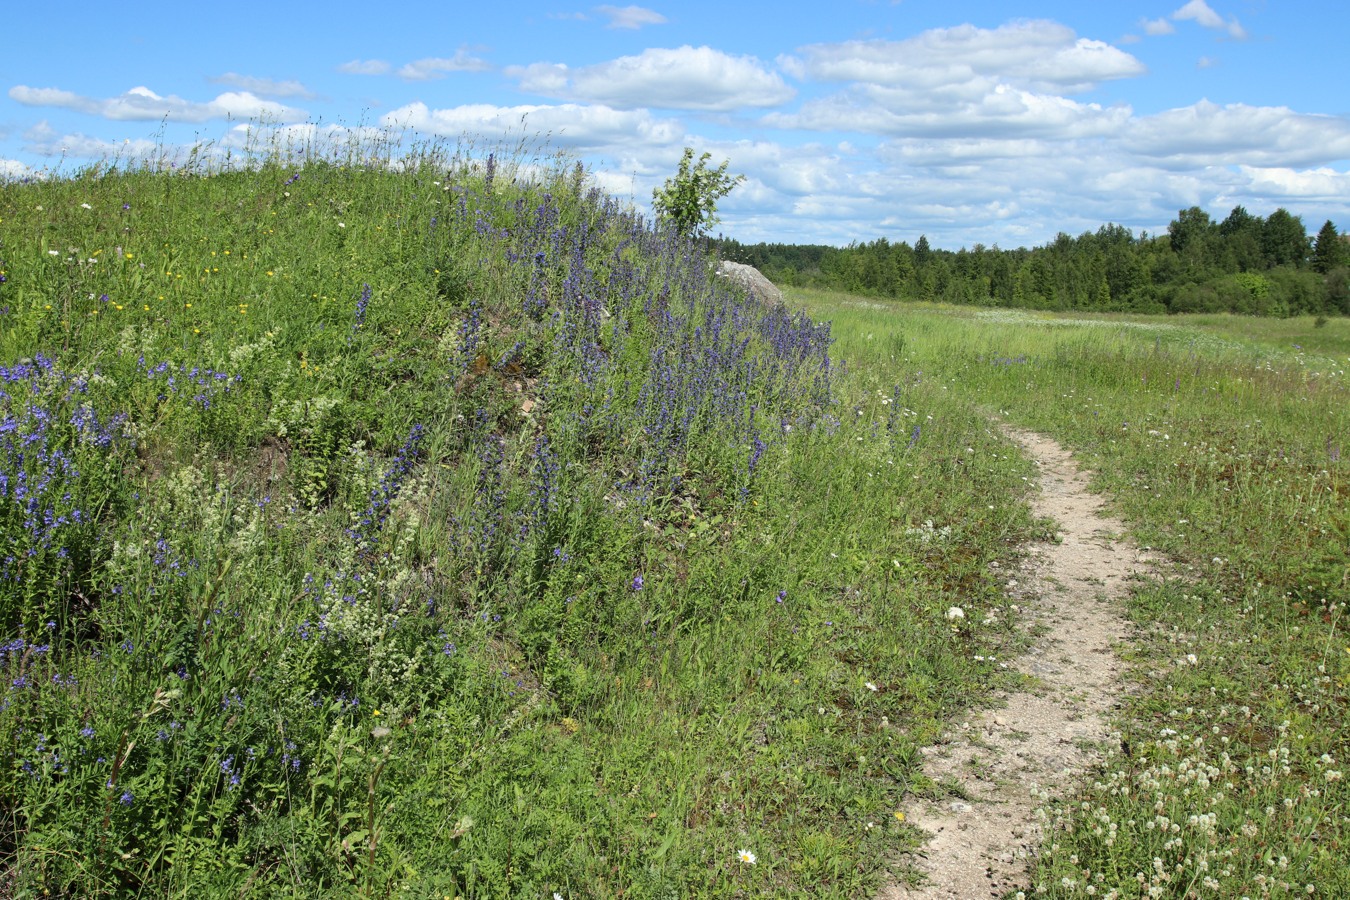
[0,159,1039,898]
[793,288,1350,899]
[5,157,1344,899]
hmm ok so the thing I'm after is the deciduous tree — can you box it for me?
[652,148,744,239]
[1261,208,1309,268]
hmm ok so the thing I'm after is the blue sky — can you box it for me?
[4,0,1348,249]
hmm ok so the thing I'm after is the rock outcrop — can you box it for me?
[715,260,784,306]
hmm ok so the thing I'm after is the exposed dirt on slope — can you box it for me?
[880,426,1157,899]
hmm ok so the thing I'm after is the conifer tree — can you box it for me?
[1312,220,1345,274]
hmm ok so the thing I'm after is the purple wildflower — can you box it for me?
[353,283,371,334]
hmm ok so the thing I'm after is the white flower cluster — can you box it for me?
[906,519,952,545]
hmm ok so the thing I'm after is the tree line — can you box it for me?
[718,207,1349,317]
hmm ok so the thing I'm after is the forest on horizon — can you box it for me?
[720,205,1350,317]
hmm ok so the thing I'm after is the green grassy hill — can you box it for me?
[2,148,1346,898]
[0,149,1042,897]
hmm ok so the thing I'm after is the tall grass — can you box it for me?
[0,148,1042,897]
[794,289,1350,899]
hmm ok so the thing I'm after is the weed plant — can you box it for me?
[793,289,1350,899]
[0,148,1039,896]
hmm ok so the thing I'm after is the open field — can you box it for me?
[0,156,1346,898]
[793,288,1350,899]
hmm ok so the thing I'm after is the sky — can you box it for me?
[3,0,1348,250]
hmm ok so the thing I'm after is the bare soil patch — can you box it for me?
[880,427,1157,899]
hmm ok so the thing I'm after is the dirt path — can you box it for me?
[880,427,1157,899]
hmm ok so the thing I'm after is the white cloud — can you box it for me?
[697,100,1350,247]
[589,167,643,199]
[678,140,847,196]
[511,63,571,94]
[592,119,1350,248]
[623,60,1344,248]
[9,87,90,112]
[21,121,163,161]
[1233,166,1350,204]
[208,73,316,99]
[382,101,683,151]
[768,21,1143,142]
[9,85,306,123]
[338,59,391,76]
[595,5,667,29]
[1172,0,1248,39]
[786,21,1145,95]
[22,121,54,140]
[767,85,1131,140]
[0,158,35,179]
[881,137,1058,167]
[1173,1,1225,30]
[511,46,792,111]
[824,146,1203,246]
[1126,100,1350,168]
[397,51,492,81]
[1141,17,1176,36]
[1021,38,1147,90]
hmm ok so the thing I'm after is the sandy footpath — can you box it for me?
[880,427,1156,899]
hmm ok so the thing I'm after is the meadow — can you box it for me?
[0,144,1345,898]
[795,290,1350,898]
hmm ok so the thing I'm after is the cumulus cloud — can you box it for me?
[510,63,571,94]
[1126,100,1350,168]
[675,77,1345,248]
[382,101,683,151]
[398,51,492,80]
[596,5,667,29]
[785,21,1145,95]
[208,73,315,99]
[0,158,34,179]
[743,96,1350,248]
[510,46,793,111]
[848,143,1212,246]
[1172,0,1248,39]
[767,85,1131,140]
[673,139,848,197]
[881,137,1058,167]
[21,121,163,161]
[627,125,1337,248]
[338,59,391,76]
[769,21,1145,143]
[1235,166,1350,202]
[1141,17,1176,36]
[8,85,307,123]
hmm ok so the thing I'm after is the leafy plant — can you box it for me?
[651,147,745,239]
